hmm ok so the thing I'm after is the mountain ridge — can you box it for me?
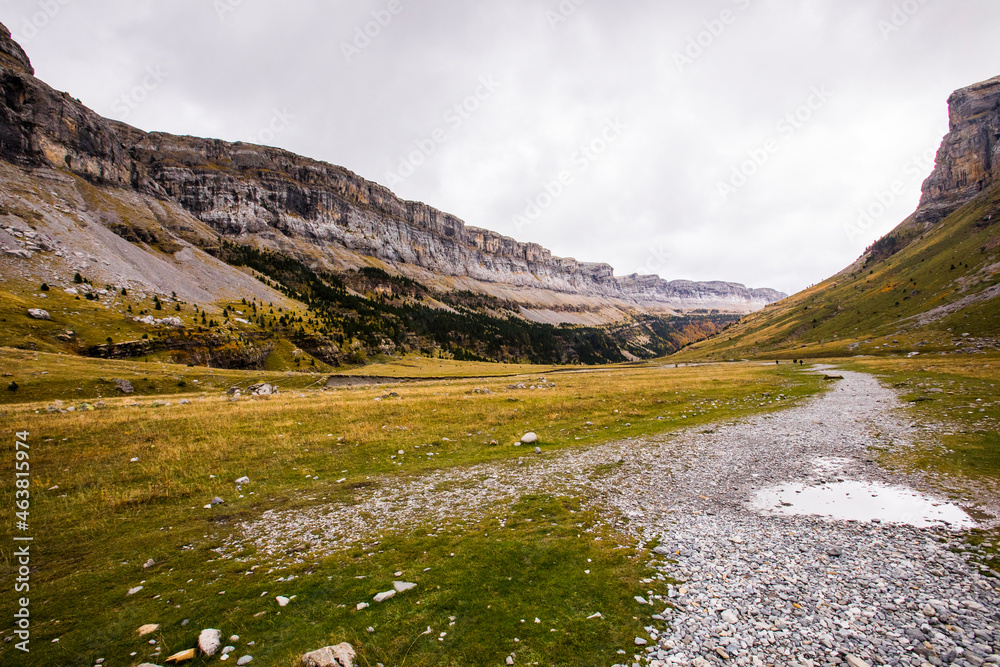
[0,21,784,317]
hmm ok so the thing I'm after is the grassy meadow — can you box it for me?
[0,353,826,666]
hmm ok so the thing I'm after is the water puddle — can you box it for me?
[753,479,973,529]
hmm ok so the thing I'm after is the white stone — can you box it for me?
[27,308,50,320]
[276,596,290,607]
[198,629,222,656]
[393,581,417,593]
[236,657,252,666]
[520,432,538,444]
[721,609,738,624]
[373,590,396,603]
[301,643,356,667]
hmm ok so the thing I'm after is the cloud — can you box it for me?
[5,0,998,294]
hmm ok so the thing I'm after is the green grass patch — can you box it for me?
[0,358,825,665]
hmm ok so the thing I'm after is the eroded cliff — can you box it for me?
[0,21,783,314]
[916,75,1000,225]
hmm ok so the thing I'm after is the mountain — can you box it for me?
[0,22,781,367]
[675,74,1000,361]
[0,22,781,320]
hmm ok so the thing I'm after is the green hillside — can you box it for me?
[674,180,1000,361]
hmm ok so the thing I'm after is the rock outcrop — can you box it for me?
[0,22,32,76]
[0,22,784,312]
[617,275,785,311]
[916,75,1000,225]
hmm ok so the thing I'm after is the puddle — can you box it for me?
[753,480,973,529]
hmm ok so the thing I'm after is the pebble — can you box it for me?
[374,590,396,603]
[223,371,1000,667]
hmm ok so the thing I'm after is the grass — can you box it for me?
[675,180,1000,361]
[839,355,1000,488]
[0,354,826,666]
[334,355,566,378]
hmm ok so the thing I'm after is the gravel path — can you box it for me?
[227,369,1000,667]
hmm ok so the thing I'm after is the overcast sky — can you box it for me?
[5,0,998,294]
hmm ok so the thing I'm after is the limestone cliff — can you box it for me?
[0,22,784,314]
[916,75,1000,225]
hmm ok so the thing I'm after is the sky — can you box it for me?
[4,0,998,295]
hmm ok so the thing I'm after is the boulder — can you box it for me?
[115,379,135,394]
[520,432,538,444]
[27,308,50,320]
[198,628,222,656]
[301,643,356,667]
[248,383,277,396]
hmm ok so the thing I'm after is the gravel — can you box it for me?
[222,368,1000,666]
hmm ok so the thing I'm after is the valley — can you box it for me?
[0,14,999,667]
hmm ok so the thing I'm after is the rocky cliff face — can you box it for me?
[916,75,1000,225]
[0,22,31,76]
[618,274,785,310]
[0,22,784,312]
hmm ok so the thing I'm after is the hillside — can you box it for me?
[0,21,775,368]
[675,75,1000,361]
